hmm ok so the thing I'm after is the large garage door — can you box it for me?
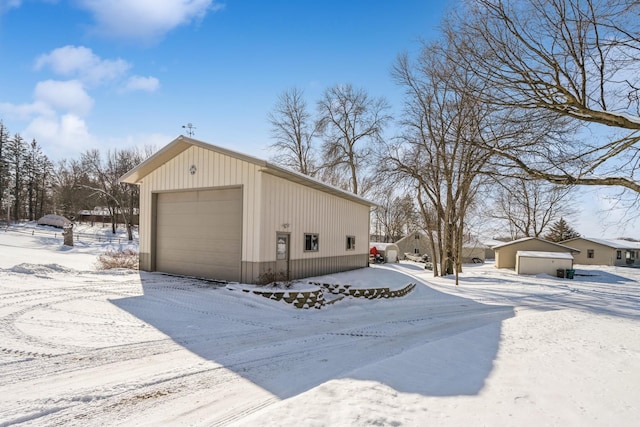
[155,188,242,281]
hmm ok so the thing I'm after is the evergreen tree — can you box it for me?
[6,134,27,221]
[0,121,8,220]
[24,139,53,220]
[544,218,580,242]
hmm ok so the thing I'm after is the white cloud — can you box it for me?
[35,45,130,85]
[0,0,22,13]
[34,80,94,116]
[122,75,160,93]
[77,0,224,42]
[24,113,97,159]
[0,100,53,121]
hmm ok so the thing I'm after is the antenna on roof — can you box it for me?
[182,123,196,137]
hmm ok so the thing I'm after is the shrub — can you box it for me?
[256,268,291,287]
[96,248,139,270]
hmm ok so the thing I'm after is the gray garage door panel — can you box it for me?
[156,188,242,281]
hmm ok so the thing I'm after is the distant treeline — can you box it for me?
[0,120,151,240]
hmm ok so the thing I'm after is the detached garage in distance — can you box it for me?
[120,136,374,284]
[493,237,579,269]
[515,251,574,276]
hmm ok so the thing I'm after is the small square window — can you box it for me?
[414,248,420,254]
[346,236,356,250]
[587,249,594,259]
[305,233,319,252]
[415,234,420,240]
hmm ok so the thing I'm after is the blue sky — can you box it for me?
[0,0,637,237]
[0,0,447,161]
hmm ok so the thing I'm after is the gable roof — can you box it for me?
[492,237,580,252]
[562,237,640,250]
[394,231,423,245]
[119,136,375,207]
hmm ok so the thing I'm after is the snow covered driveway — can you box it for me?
[0,229,639,426]
[0,263,511,426]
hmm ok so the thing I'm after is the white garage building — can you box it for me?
[120,136,373,283]
[515,251,574,276]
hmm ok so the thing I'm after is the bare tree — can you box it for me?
[487,177,575,239]
[267,87,318,175]
[53,159,94,219]
[384,42,493,282]
[371,184,417,242]
[317,84,391,195]
[451,0,640,194]
[82,148,144,241]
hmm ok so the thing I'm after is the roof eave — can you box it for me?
[119,136,376,207]
[259,163,376,207]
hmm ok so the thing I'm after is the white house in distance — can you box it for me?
[561,237,640,266]
[120,136,374,284]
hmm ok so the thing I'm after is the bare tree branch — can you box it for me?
[449,0,640,198]
[317,84,391,195]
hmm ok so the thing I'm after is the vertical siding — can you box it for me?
[138,146,263,268]
[259,173,370,264]
[137,144,372,282]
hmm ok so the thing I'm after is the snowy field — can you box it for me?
[1,224,639,426]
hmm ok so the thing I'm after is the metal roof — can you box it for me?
[119,136,375,207]
[562,237,640,250]
[492,237,580,253]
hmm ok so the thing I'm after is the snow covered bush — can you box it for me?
[96,249,139,270]
[37,214,72,229]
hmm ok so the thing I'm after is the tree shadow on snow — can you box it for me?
[573,269,633,284]
[111,270,514,399]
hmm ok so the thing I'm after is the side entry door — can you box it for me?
[275,233,290,280]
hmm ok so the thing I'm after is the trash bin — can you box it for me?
[565,269,575,279]
[556,269,565,278]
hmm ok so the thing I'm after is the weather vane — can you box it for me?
[182,123,196,137]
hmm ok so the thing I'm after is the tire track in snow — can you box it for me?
[1,270,515,426]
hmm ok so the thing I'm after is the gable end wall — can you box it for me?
[137,146,263,272]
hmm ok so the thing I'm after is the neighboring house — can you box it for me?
[482,238,504,260]
[493,237,580,269]
[395,231,487,263]
[77,207,139,225]
[394,231,432,259]
[561,237,640,266]
[461,236,489,263]
[120,136,374,283]
[77,207,111,224]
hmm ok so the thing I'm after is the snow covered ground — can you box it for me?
[1,224,639,426]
